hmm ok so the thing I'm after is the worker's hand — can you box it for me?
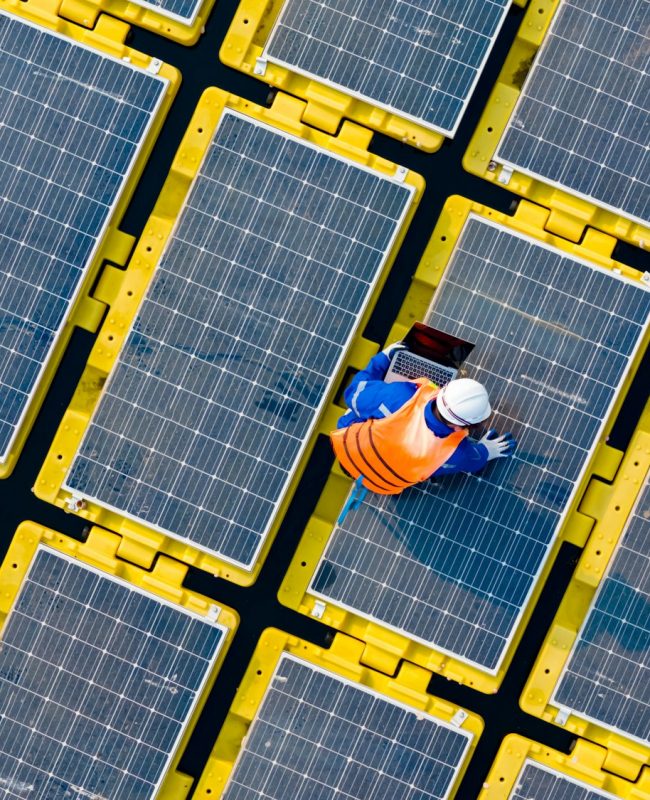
[381,341,406,359]
[479,430,517,461]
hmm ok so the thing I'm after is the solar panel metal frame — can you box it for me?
[492,0,649,228]
[0,521,237,800]
[194,628,483,798]
[278,197,650,693]
[307,213,650,675]
[0,7,178,478]
[521,403,650,760]
[478,735,642,800]
[463,0,650,249]
[261,0,512,137]
[124,0,203,26]
[221,0,521,151]
[35,88,422,585]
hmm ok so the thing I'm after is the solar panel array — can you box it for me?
[511,762,617,800]
[310,215,650,672]
[222,653,472,800]
[0,546,225,798]
[0,12,166,466]
[553,473,650,743]
[65,109,414,570]
[495,0,649,226]
[263,0,511,136]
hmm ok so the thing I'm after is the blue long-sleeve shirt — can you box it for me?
[337,352,489,476]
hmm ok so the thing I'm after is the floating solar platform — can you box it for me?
[479,735,648,799]
[221,0,519,151]
[465,0,650,248]
[280,196,650,693]
[0,521,237,800]
[0,7,178,478]
[35,88,423,585]
[194,628,482,799]
[522,401,650,766]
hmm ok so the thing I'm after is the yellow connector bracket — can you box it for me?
[0,1,179,479]
[280,195,649,694]
[521,401,650,779]
[464,0,650,249]
[479,735,650,799]
[220,0,527,152]
[34,87,424,586]
[193,628,483,798]
[0,521,238,800]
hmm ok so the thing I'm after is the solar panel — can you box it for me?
[0,11,167,466]
[310,215,650,673]
[552,473,649,744]
[64,109,415,570]
[511,761,618,800]
[221,653,472,800]
[494,0,649,226]
[0,545,226,798]
[262,0,511,137]
[129,0,202,25]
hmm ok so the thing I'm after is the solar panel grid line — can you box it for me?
[551,472,650,746]
[220,652,473,800]
[262,0,512,138]
[307,211,650,676]
[0,11,169,470]
[0,541,229,799]
[61,104,416,573]
[493,0,650,227]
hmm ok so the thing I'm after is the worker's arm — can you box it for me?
[432,431,516,476]
[433,437,490,475]
[337,351,415,428]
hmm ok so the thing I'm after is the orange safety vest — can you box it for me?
[330,379,468,495]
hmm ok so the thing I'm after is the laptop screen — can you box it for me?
[404,323,474,368]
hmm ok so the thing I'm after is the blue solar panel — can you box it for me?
[512,762,617,800]
[495,0,649,225]
[65,109,414,570]
[0,12,166,465]
[310,215,650,672]
[130,0,202,24]
[553,474,649,744]
[0,545,225,798]
[263,0,511,136]
[222,654,472,799]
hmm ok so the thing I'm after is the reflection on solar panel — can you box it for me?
[311,215,650,672]
[552,474,650,744]
[263,0,511,136]
[511,762,617,800]
[130,0,202,25]
[0,11,166,465]
[0,545,225,798]
[65,109,414,570]
[222,653,472,799]
[495,0,649,225]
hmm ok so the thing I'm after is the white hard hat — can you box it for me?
[437,378,491,426]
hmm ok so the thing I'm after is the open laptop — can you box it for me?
[384,323,475,386]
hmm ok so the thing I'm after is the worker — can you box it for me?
[331,343,516,497]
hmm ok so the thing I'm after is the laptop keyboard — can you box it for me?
[391,350,456,386]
